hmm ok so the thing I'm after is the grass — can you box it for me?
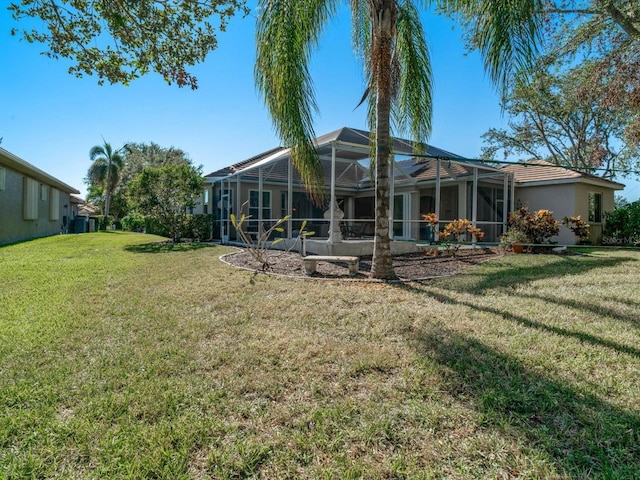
[1,232,639,479]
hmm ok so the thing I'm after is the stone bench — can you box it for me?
[303,255,359,276]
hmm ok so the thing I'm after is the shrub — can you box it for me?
[183,214,215,241]
[96,215,115,231]
[562,215,590,243]
[121,213,146,232]
[508,207,559,245]
[144,215,171,238]
[231,210,314,272]
[437,218,484,256]
[603,201,640,244]
[421,213,439,244]
[142,214,215,241]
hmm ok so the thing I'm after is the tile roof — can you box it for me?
[501,159,624,189]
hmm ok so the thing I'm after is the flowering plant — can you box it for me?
[422,213,438,226]
[508,207,559,245]
[562,216,590,243]
[438,218,484,256]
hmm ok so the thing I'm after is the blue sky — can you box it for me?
[2,4,638,201]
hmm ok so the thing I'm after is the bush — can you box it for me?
[562,215,590,243]
[142,214,215,241]
[437,218,484,257]
[603,201,640,245]
[121,213,146,232]
[508,207,559,245]
[183,214,215,241]
[96,215,116,231]
[144,215,171,238]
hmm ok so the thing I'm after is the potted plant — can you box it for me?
[500,229,529,253]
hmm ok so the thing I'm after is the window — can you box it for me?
[0,167,5,190]
[23,177,38,220]
[249,190,272,221]
[50,188,60,220]
[41,183,48,201]
[589,192,602,223]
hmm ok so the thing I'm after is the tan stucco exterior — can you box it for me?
[514,181,617,245]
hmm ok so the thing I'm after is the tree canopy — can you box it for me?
[481,59,639,178]
[128,163,204,242]
[87,141,125,218]
[478,1,640,177]
[9,0,249,88]
[85,142,193,219]
[538,1,640,146]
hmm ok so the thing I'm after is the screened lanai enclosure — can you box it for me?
[203,127,515,255]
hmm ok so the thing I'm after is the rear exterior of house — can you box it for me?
[0,148,80,246]
[200,127,515,255]
[199,129,624,252]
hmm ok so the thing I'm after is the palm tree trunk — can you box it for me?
[104,185,111,219]
[371,0,397,280]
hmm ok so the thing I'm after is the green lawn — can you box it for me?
[1,232,639,479]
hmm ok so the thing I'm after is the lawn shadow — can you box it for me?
[124,241,219,254]
[403,321,640,478]
[428,289,640,358]
[521,291,640,331]
[442,253,634,295]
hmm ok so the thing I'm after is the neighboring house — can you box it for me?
[501,160,624,245]
[71,195,98,217]
[0,147,80,245]
[201,127,624,254]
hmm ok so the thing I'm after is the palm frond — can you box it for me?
[255,0,340,202]
[393,0,433,148]
[439,0,543,92]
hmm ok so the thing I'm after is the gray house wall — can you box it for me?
[1,150,78,246]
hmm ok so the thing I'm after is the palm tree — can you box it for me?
[88,141,125,218]
[255,0,542,279]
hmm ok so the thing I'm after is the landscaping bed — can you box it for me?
[223,246,503,280]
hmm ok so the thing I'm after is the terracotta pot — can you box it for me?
[511,243,524,254]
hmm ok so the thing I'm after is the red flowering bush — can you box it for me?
[508,207,559,245]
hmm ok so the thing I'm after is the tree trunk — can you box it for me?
[104,185,111,219]
[370,1,397,280]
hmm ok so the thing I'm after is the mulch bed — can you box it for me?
[221,247,503,281]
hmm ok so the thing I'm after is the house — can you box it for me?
[201,127,515,255]
[0,147,80,245]
[501,160,624,245]
[200,127,623,253]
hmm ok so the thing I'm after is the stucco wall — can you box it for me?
[0,166,71,245]
[514,184,577,245]
[573,182,615,245]
[514,182,618,245]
